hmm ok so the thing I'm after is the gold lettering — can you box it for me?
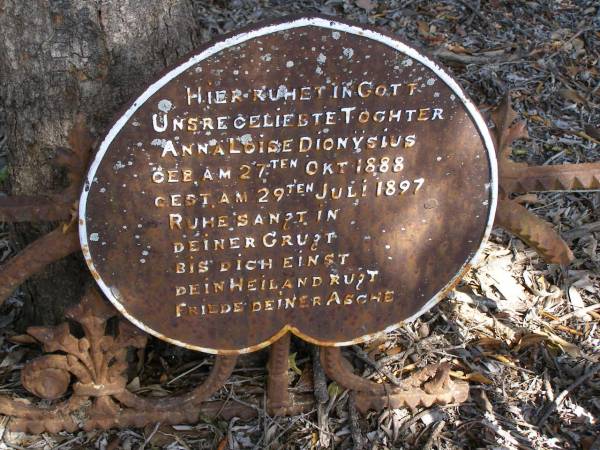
[417,108,430,121]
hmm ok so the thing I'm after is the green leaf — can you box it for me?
[327,381,342,398]
[288,352,302,375]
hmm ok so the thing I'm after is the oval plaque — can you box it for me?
[80,16,497,354]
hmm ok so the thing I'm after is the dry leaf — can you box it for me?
[568,286,591,321]
[559,88,586,104]
[447,44,470,54]
[8,334,37,345]
[419,409,444,425]
[514,333,550,351]
[517,329,582,357]
[216,438,227,450]
[571,270,596,293]
[126,376,141,392]
[454,302,517,343]
[584,124,600,140]
[474,337,505,349]
[514,193,539,204]
[0,348,25,368]
[572,37,584,51]
[364,336,387,355]
[451,370,494,385]
[479,255,528,312]
[491,96,529,158]
[355,0,376,12]
[545,331,582,357]
[386,346,403,356]
[311,432,319,446]
[486,353,517,367]
[417,21,430,38]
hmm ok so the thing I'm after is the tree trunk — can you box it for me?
[0,0,201,325]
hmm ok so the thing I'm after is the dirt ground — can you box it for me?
[0,1,598,449]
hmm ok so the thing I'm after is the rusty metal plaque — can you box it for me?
[79,16,497,354]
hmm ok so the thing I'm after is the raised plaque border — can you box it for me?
[79,15,498,354]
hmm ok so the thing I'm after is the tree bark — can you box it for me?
[0,0,201,325]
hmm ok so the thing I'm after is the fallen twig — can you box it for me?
[549,304,600,325]
[537,364,600,427]
[348,394,364,450]
[421,420,446,450]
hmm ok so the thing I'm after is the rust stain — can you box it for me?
[320,346,469,412]
[0,287,237,433]
[491,96,600,265]
[0,112,93,305]
[80,16,496,354]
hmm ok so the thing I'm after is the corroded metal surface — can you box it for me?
[500,161,600,195]
[80,16,497,354]
[0,195,72,222]
[0,287,238,433]
[492,97,600,265]
[267,333,293,415]
[320,346,469,412]
[495,96,600,198]
[0,286,468,432]
[0,226,80,304]
[496,199,574,264]
[0,15,597,434]
[0,116,91,224]
[0,114,92,304]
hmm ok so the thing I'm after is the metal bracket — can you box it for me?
[0,297,469,431]
[319,347,469,413]
[2,288,238,432]
[492,96,600,265]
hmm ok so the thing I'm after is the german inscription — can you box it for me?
[80,17,497,354]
